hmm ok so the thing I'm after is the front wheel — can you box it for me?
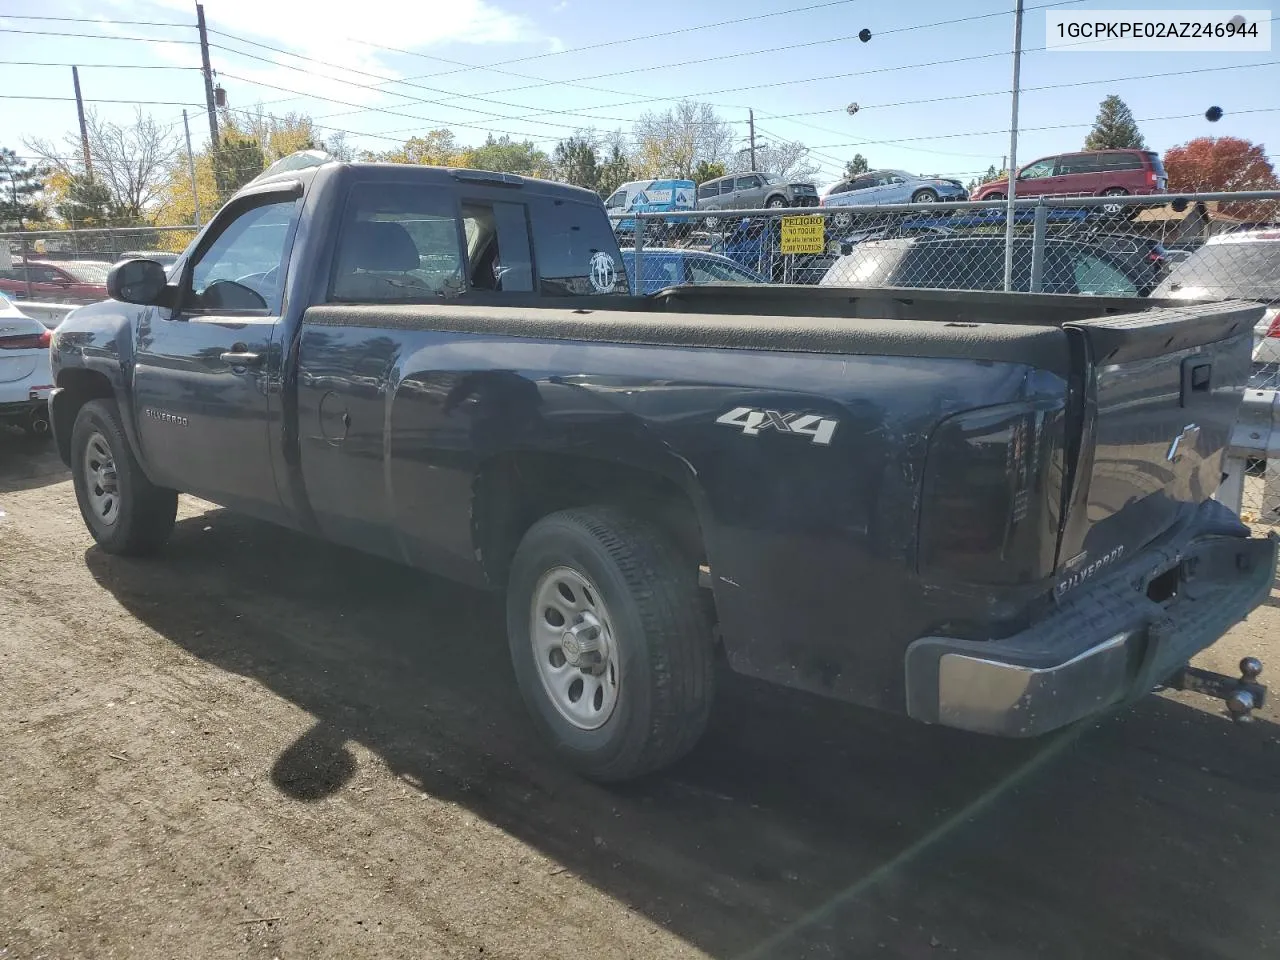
[911,189,939,204]
[506,507,715,781]
[70,398,177,555]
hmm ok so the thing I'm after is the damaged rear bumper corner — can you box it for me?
[904,530,1278,737]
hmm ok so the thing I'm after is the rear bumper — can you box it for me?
[905,506,1278,736]
[0,397,48,424]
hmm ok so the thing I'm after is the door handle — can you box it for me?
[220,343,262,368]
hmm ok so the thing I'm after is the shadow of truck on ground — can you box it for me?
[86,508,1280,960]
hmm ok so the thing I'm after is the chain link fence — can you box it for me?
[614,191,1280,524]
[1,225,198,305]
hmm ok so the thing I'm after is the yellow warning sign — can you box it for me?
[780,215,825,254]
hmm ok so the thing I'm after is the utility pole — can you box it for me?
[748,109,757,172]
[196,3,223,196]
[72,66,93,179]
[1001,0,1024,292]
[182,110,202,225]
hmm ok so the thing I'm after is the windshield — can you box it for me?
[1152,242,1280,299]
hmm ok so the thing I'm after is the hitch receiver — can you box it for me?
[1168,657,1266,723]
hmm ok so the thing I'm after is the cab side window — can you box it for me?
[189,198,297,313]
[330,183,465,302]
[461,201,534,293]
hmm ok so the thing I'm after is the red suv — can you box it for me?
[973,149,1168,212]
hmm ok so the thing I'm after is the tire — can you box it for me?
[985,192,1005,202]
[765,196,787,209]
[911,189,939,204]
[1100,187,1134,219]
[506,507,714,781]
[70,398,177,555]
[703,215,721,231]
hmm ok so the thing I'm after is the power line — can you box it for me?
[0,94,205,106]
[394,0,866,80]
[777,58,1280,118]
[214,71,578,143]
[207,31,740,133]
[0,28,198,43]
[0,13,190,27]
[441,0,1089,101]
[801,107,1280,151]
[0,61,201,70]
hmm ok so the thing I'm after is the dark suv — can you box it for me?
[973,149,1168,213]
[697,173,819,215]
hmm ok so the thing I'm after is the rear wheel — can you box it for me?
[506,507,714,781]
[765,196,788,209]
[1100,187,1132,218]
[70,398,177,555]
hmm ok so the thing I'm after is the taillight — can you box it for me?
[1265,309,1280,338]
[1146,251,1164,262]
[919,397,1066,584]
[0,329,51,350]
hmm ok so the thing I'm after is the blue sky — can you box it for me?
[1,0,1277,184]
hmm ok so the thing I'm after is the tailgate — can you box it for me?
[1056,301,1263,582]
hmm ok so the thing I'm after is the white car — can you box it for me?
[0,292,54,438]
[1150,230,1280,374]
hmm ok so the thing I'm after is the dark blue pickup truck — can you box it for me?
[48,156,1276,780]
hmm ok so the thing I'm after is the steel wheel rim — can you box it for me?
[530,566,620,731]
[83,431,120,526]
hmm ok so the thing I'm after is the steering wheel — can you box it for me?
[235,265,279,296]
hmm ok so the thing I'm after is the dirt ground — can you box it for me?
[3,427,1280,960]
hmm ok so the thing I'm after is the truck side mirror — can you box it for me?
[108,258,171,306]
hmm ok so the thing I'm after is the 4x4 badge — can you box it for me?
[715,406,838,446]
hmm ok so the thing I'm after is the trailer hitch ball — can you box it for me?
[1228,658,1264,723]
[1241,657,1263,681]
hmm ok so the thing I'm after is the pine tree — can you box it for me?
[0,147,46,228]
[844,153,869,178]
[1084,95,1146,151]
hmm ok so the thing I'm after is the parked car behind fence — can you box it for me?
[697,173,818,219]
[820,235,1154,297]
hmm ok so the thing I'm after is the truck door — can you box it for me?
[132,185,300,521]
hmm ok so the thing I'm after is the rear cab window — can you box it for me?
[528,195,629,296]
[329,182,543,301]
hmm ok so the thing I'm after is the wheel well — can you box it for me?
[52,368,114,465]
[474,452,706,588]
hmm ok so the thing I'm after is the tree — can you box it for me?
[57,174,121,227]
[223,105,318,162]
[693,160,726,184]
[597,144,633,198]
[1164,136,1278,192]
[368,129,461,166]
[966,164,1005,193]
[844,153,869,179]
[632,101,734,180]
[733,138,819,181]
[26,108,179,220]
[214,132,267,196]
[1083,95,1146,151]
[0,148,45,228]
[1163,137,1279,219]
[459,135,550,177]
[553,136,601,191]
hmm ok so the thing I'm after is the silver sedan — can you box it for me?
[820,170,969,227]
